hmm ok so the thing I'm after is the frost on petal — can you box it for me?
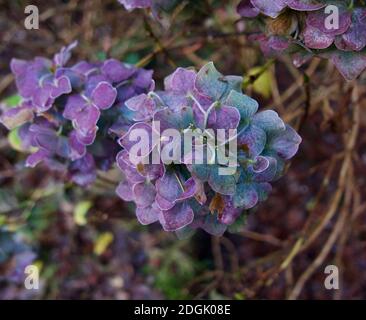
[237,0,260,18]
[233,183,259,209]
[116,151,145,184]
[252,156,278,182]
[153,105,193,132]
[209,106,240,131]
[73,105,101,145]
[164,67,196,94]
[116,180,134,201]
[208,165,237,195]
[286,0,325,11]
[267,124,302,160]
[225,90,259,120]
[328,50,366,80]
[159,202,194,232]
[125,93,156,121]
[252,34,290,56]
[101,59,136,83]
[303,24,334,49]
[68,130,87,160]
[63,95,87,120]
[195,62,229,100]
[91,81,117,110]
[156,171,196,210]
[238,124,266,158]
[49,76,72,99]
[75,127,97,146]
[134,69,154,90]
[133,181,156,208]
[306,6,352,36]
[250,0,287,18]
[252,155,270,173]
[136,204,160,225]
[252,110,285,134]
[335,8,366,52]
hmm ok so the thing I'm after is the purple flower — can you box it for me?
[237,1,366,80]
[116,62,301,235]
[0,43,154,186]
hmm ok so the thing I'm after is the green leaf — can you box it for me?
[247,66,272,99]
[3,94,21,108]
[95,51,107,61]
[125,52,140,65]
[8,128,24,152]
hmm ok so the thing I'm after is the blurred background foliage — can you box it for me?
[0,0,366,299]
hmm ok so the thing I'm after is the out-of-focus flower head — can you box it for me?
[237,0,366,80]
[0,42,154,186]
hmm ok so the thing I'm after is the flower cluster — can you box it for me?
[237,0,366,80]
[116,62,301,235]
[0,42,154,186]
[118,0,180,26]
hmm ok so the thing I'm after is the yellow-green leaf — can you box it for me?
[250,67,272,99]
[94,232,114,256]
[73,201,92,226]
[3,94,21,108]
[8,128,23,152]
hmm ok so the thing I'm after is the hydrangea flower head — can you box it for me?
[116,62,301,235]
[237,0,366,80]
[0,42,154,186]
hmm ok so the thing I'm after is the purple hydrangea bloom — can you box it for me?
[237,1,366,80]
[116,62,301,235]
[0,43,154,186]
